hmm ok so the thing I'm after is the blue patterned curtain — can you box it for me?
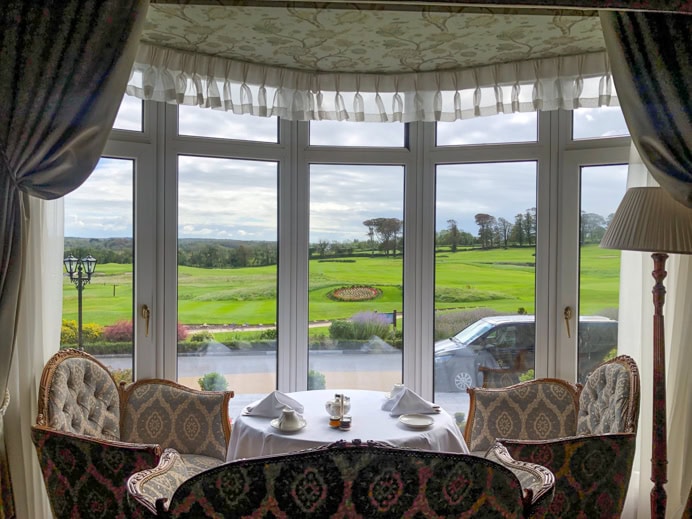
[601,11,692,208]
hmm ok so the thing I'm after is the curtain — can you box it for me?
[0,2,148,516]
[128,44,618,122]
[618,147,692,519]
[600,11,692,208]
[4,197,63,519]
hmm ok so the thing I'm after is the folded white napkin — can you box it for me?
[383,387,440,416]
[244,391,304,417]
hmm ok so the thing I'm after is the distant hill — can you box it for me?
[64,237,278,268]
[64,237,275,250]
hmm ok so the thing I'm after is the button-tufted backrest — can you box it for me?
[42,352,121,440]
[577,355,640,435]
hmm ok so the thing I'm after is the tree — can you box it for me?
[580,212,607,244]
[512,213,526,246]
[446,219,461,252]
[497,217,513,248]
[523,208,536,246]
[315,240,329,258]
[474,213,496,248]
[363,220,376,255]
[363,218,403,257]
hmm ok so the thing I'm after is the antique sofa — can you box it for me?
[127,439,555,518]
[465,355,640,518]
[31,349,233,519]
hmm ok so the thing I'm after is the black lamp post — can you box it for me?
[63,254,97,350]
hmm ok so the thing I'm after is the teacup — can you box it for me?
[277,407,302,431]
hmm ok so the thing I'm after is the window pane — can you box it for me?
[308,164,404,391]
[436,113,537,146]
[63,158,134,382]
[113,95,143,132]
[434,162,537,420]
[573,106,630,139]
[310,121,405,147]
[177,156,278,409]
[178,105,278,142]
[578,164,627,383]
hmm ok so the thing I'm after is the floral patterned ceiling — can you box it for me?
[141,4,606,75]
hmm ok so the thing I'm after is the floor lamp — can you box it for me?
[600,186,692,519]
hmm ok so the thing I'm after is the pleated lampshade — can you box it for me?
[600,187,692,254]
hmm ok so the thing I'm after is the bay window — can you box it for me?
[63,100,631,418]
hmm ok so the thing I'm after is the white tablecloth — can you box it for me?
[227,389,469,461]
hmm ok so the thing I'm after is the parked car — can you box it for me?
[434,315,618,391]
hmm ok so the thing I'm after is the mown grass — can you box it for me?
[63,244,620,326]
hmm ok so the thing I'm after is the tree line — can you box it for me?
[65,210,611,269]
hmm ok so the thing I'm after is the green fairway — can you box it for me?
[64,244,620,327]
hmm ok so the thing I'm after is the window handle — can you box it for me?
[141,304,151,337]
[563,306,573,338]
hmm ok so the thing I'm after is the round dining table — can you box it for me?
[227,389,469,461]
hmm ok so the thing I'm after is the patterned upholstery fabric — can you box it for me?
[480,367,522,388]
[129,449,191,513]
[31,425,161,519]
[465,379,581,453]
[179,453,224,476]
[33,349,233,519]
[121,380,229,461]
[501,433,636,519]
[577,359,635,435]
[128,441,555,518]
[47,357,120,440]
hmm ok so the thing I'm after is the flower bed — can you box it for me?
[328,285,382,302]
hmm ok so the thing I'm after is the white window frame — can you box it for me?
[99,100,631,398]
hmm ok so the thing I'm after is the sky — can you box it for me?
[63,95,629,243]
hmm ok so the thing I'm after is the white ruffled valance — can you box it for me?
[127,43,619,122]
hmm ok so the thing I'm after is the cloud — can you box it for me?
[66,105,630,243]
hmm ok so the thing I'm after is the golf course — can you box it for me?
[62,243,620,329]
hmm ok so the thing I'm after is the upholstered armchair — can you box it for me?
[127,440,555,518]
[31,349,233,519]
[466,355,640,518]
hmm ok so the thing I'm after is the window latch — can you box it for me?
[141,304,151,337]
[563,306,573,338]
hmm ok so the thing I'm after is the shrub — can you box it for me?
[101,320,187,342]
[308,369,326,390]
[177,322,189,341]
[389,329,403,349]
[103,320,133,342]
[259,327,277,340]
[350,312,391,340]
[198,372,229,391]
[329,320,354,340]
[109,368,132,385]
[61,320,78,345]
[434,308,502,341]
[519,369,535,382]
[82,323,104,343]
[190,330,215,342]
[454,411,467,432]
